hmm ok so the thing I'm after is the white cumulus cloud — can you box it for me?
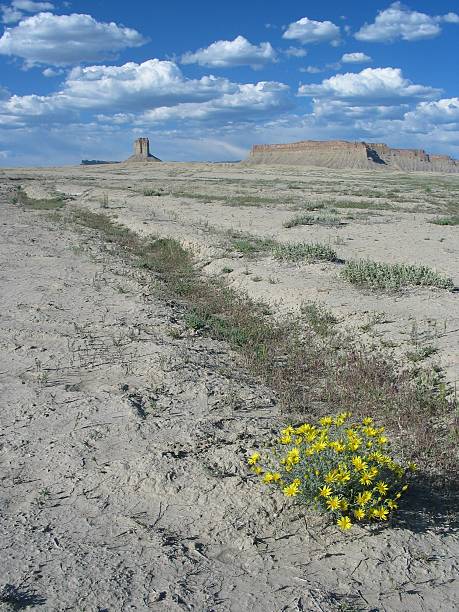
[1,1,54,23]
[341,52,372,63]
[283,16,341,45]
[0,59,291,127]
[181,35,277,68]
[355,2,459,42]
[403,98,459,131]
[0,12,147,66]
[298,67,441,104]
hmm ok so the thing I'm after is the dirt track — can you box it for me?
[0,175,458,611]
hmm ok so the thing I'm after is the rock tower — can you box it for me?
[126,137,161,162]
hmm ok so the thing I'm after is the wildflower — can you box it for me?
[325,470,339,484]
[387,499,398,510]
[337,469,351,483]
[375,481,389,496]
[408,462,417,471]
[263,472,281,484]
[326,496,341,511]
[354,508,365,521]
[337,516,352,530]
[319,485,332,498]
[339,499,349,512]
[253,466,263,475]
[364,426,378,437]
[286,447,300,465]
[330,441,345,453]
[360,472,374,486]
[362,417,373,426]
[373,506,389,521]
[280,434,292,445]
[248,452,260,465]
[320,416,333,427]
[347,438,362,451]
[283,482,300,497]
[351,456,367,471]
[356,491,372,506]
[378,436,388,445]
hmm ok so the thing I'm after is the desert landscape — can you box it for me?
[0,147,458,611]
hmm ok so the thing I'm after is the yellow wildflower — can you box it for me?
[283,482,300,497]
[248,452,260,465]
[362,417,373,426]
[286,447,300,465]
[320,416,333,427]
[373,506,389,521]
[280,434,292,445]
[340,499,349,511]
[326,496,341,511]
[408,462,417,471]
[375,481,389,496]
[354,508,365,520]
[387,499,398,510]
[378,436,388,445]
[325,470,339,484]
[356,491,372,506]
[253,466,263,475]
[330,441,345,453]
[319,485,332,498]
[337,516,352,530]
[351,456,367,471]
[360,472,374,486]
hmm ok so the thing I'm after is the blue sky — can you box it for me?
[0,1,458,165]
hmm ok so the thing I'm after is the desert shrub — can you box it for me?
[143,187,164,196]
[342,260,454,291]
[283,212,341,228]
[273,242,337,262]
[249,412,414,531]
[429,216,459,226]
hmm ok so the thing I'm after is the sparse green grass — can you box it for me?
[65,208,457,482]
[283,212,342,228]
[326,199,393,211]
[342,260,455,291]
[429,216,459,226]
[12,187,66,210]
[273,242,337,262]
[143,187,165,196]
[231,235,277,256]
[174,191,284,207]
[300,301,338,336]
[229,232,337,262]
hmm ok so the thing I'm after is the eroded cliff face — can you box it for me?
[247,140,459,173]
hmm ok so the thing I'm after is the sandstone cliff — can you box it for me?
[247,140,459,173]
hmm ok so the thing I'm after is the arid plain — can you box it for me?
[1,161,458,611]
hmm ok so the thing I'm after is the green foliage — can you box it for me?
[342,260,455,291]
[283,212,342,228]
[273,242,337,262]
[430,216,459,226]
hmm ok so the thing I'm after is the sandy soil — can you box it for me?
[0,167,458,611]
[3,162,458,384]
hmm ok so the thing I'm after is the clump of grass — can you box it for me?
[231,235,277,256]
[301,301,337,336]
[143,187,165,196]
[273,242,337,262]
[248,412,415,531]
[429,216,459,226]
[342,260,455,291]
[292,201,326,212]
[12,187,66,210]
[283,212,341,228]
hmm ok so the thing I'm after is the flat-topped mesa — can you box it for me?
[247,139,459,173]
[126,137,161,162]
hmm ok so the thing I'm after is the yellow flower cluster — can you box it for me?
[248,412,413,531]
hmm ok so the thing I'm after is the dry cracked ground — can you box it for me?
[0,165,458,611]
